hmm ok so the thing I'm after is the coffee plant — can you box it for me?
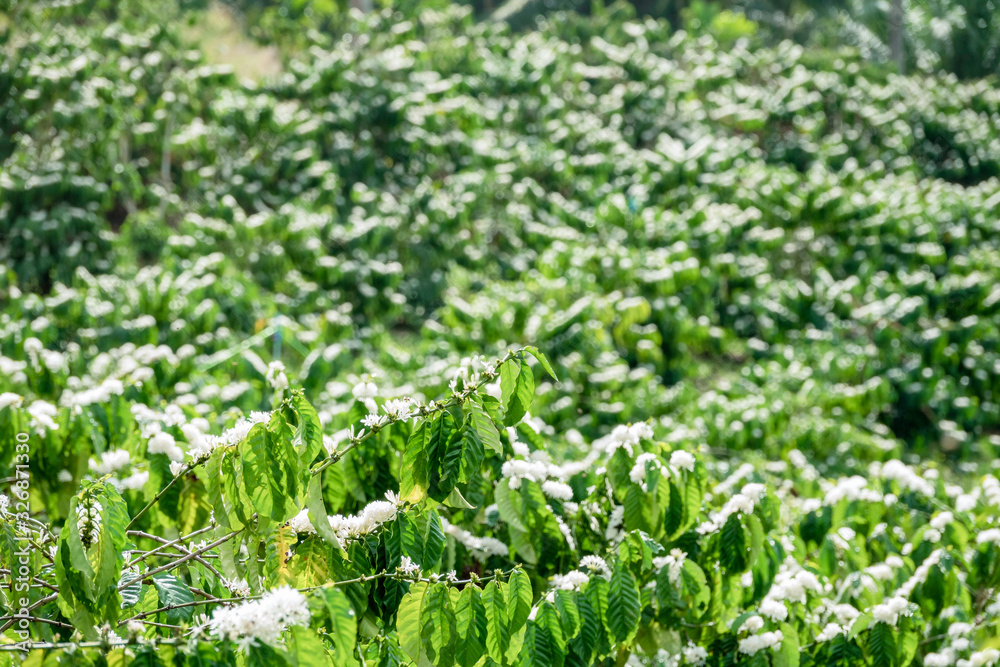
[2,1,1000,665]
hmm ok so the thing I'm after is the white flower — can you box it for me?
[924,650,958,667]
[353,380,378,399]
[816,623,846,642]
[602,422,653,456]
[759,598,788,622]
[287,509,316,535]
[579,555,610,576]
[362,413,389,430]
[831,604,860,625]
[976,529,1000,546]
[399,556,421,576]
[382,398,413,420]
[148,432,185,462]
[0,392,23,410]
[89,449,131,476]
[552,570,589,590]
[871,596,911,627]
[58,469,73,483]
[440,517,509,561]
[947,622,972,637]
[738,631,783,655]
[683,644,708,666]
[222,578,251,597]
[542,480,574,501]
[930,512,953,531]
[27,400,59,432]
[958,649,1000,667]
[169,461,186,477]
[670,450,696,472]
[266,361,289,391]
[0,495,8,515]
[739,616,764,634]
[121,471,149,491]
[866,564,893,581]
[210,586,311,648]
[362,500,398,525]
[653,549,687,586]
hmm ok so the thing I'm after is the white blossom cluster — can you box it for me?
[186,411,272,462]
[89,449,131,476]
[398,556,421,576]
[737,630,783,655]
[209,586,311,649]
[653,549,687,586]
[441,516,509,561]
[551,570,590,590]
[147,432,185,463]
[579,555,610,577]
[597,422,654,457]
[871,596,913,627]
[286,493,401,542]
[696,482,767,535]
[266,361,289,391]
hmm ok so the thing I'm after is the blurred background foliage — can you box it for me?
[3,0,997,77]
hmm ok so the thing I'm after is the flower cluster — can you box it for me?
[209,586,312,649]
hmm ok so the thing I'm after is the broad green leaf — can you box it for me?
[506,569,534,633]
[398,582,428,665]
[307,472,342,549]
[468,397,502,455]
[483,580,510,664]
[454,585,487,667]
[420,583,457,667]
[401,419,430,504]
[504,358,534,427]
[607,562,640,643]
[524,346,558,381]
[152,574,195,624]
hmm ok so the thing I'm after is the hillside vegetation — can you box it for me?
[1,3,1000,666]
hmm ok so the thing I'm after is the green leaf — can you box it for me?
[504,358,534,427]
[866,621,895,667]
[569,592,600,664]
[316,585,359,667]
[469,397,502,455]
[420,583,457,667]
[401,419,430,504]
[458,414,484,483]
[288,626,329,667]
[500,359,520,408]
[773,623,800,667]
[454,585,487,667]
[420,510,446,570]
[239,423,300,524]
[495,478,527,532]
[720,513,749,574]
[398,582,428,664]
[554,590,580,640]
[607,562,641,643]
[426,411,460,501]
[306,473,341,550]
[483,580,510,665]
[152,574,195,624]
[289,390,325,469]
[525,603,566,667]
[524,346,558,381]
[506,569,534,634]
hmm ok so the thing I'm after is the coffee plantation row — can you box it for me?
[2,3,1000,666]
